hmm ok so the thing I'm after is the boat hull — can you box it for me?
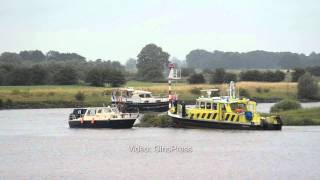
[113,101,169,112]
[69,119,136,129]
[170,116,282,130]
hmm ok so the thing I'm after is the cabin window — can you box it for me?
[231,103,247,113]
[201,113,206,118]
[196,113,200,118]
[190,114,194,119]
[139,94,144,98]
[200,102,205,109]
[212,103,217,110]
[97,109,102,114]
[87,109,96,116]
[145,94,151,98]
[206,103,211,109]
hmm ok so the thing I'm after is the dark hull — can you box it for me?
[171,116,282,130]
[113,102,169,112]
[69,119,136,129]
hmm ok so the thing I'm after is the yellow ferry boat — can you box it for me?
[168,81,282,130]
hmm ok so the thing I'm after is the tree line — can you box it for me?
[186,50,320,69]
[0,50,126,87]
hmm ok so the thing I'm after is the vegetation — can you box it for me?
[187,73,205,84]
[75,91,85,102]
[0,50,125,87]
[186,50,320,69]
[277,107,320,125]
[210,68,237,84]
[291,68,306,82]
[298,73,319,100]
[239,70,285,82]
[136,44,169,82]
[135,113,173,127]
[270,99,302,113]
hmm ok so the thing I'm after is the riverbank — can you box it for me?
[0,81,300,109]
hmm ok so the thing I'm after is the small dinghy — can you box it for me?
[68,106,139,128]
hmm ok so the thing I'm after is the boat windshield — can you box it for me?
[230,103,247,113]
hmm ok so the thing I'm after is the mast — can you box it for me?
[168,63,181,108]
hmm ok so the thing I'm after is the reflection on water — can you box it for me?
[0,108,320,179]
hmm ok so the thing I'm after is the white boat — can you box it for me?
[68,106,139,128]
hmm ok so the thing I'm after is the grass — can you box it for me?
[135,113,173,127]
[0,81,300,109]
[275,107,320,125]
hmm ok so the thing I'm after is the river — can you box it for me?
[0,104,320,179]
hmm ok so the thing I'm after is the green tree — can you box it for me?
[136,44,169,82]
[291,68,306,82]
[30,65,48,85]
[298,73,319,100]
[86,68,106,87]
[210,68,226,84]
[53,66,78,85]
[125,58,137,72]
[187,73,205,84]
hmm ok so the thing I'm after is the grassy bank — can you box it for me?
[0,81,299,109]
[276,107,320,125]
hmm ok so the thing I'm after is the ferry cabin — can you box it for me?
[180,97,264,125]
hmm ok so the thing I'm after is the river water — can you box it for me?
[0,105,320,179]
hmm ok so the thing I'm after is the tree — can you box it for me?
[298,73,319,100]
[0,52,23,65]
[86,68,106,87]
[7,68,32,85]
[125,58,137,72]
[108,70,126,87]
[210,68,226,84]
[136,44,169,82]
[19,50,45,62]
[53,66,78,85]
[181,68,195,77]
[291,68,306,82]
[30,65,48,85]
[187,74,205,84]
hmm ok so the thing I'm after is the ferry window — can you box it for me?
[212,103,217,110]
[231,103,247,113]
[200,102,205,109]
[206,103,211,109]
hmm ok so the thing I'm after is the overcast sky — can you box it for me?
[1,0,319,62]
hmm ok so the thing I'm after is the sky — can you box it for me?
[0,0,319,62]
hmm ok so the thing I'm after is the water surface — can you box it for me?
[0,108,320,179]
